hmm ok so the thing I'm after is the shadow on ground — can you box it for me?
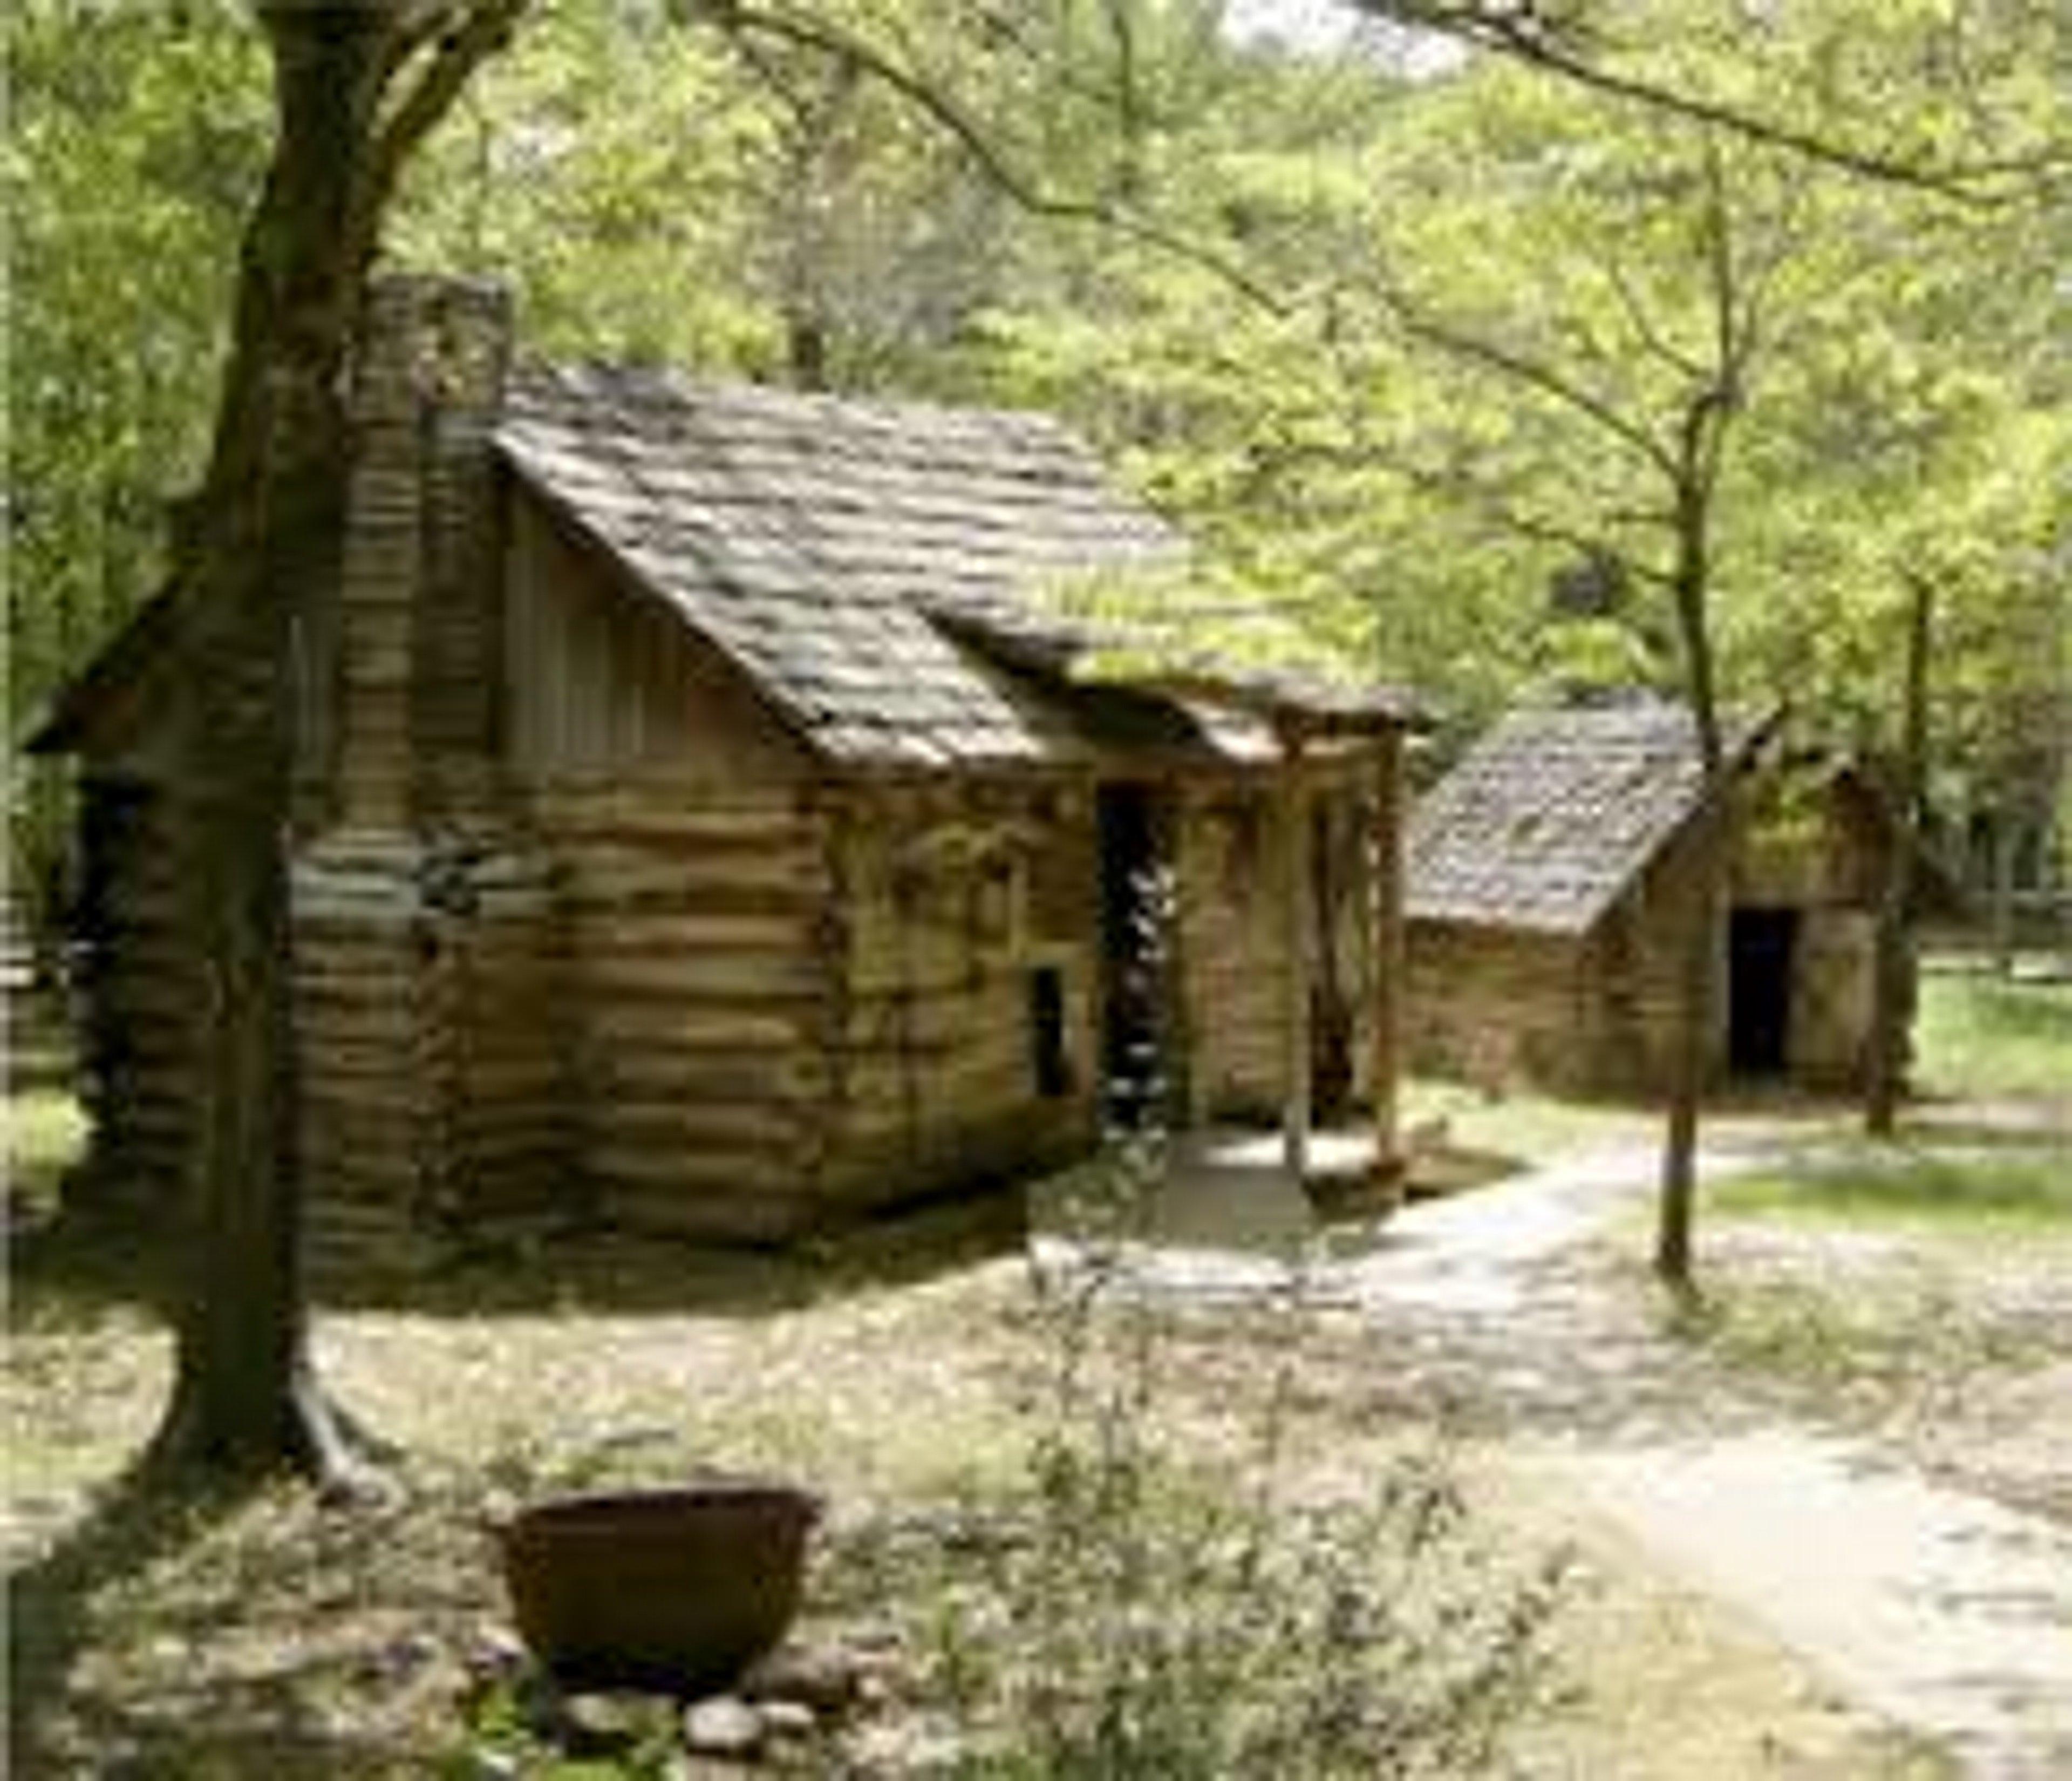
[8,1471,413,1777]
[7,1456,519,1778]
[10,1179,1028,1329]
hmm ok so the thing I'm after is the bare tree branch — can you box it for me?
[1358,1,2070,206]
[1362,267,1682,478]
[1598,252,1706,382]
[684,0,1290,314]
[352,0,529,263]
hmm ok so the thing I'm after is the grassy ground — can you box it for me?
[1913,959,2072,1104]
[1712,1146,2071,1235]
[7,1098,1927,1778]
[1674,1214,2072,1526]
[13,973,2062,1777]
[1686,976,2072,1526]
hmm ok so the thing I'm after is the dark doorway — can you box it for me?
[1728,906,1798,1077]
[1097,782,1168,1127]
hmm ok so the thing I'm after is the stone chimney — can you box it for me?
[296,276,568,1282]
[331,274,513,829]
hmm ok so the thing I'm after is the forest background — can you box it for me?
[9,0,2068,928]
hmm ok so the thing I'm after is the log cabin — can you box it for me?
[31,275,1418,1275]
[1403,700,1917,1099]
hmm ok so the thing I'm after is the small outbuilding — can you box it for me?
[33,276,1417,1273]
[1403,700,1911,1099]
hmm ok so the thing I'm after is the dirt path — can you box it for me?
[1032,1121,2072,1776]
[1566,1431,2072,1779]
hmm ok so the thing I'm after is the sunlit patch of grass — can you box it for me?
[1668,1267,2058,1405]
[5,1087,86,1213]
[1913,966,2072,1102]
[1401,1078,1652,1164]
[1713,1145,2072,1236]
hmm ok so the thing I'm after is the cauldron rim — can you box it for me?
[499,1483,822,1538]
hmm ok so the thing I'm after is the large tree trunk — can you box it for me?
[1657,832,1720,1284]
[1656,484,1727,1291]
[146,1,528,1481]
[1864,575,1931,1137]
[146,11,385,1483]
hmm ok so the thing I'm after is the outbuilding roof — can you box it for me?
[1405,701,1773,935]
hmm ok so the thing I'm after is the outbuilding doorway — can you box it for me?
[1728,906,1798,1077]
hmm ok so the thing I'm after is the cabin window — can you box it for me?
[1029,966,1071,1098]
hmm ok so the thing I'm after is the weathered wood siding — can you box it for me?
[1176,762,1378,1123]
[1785,908,1878,1087]
[1406,807,1729,1100]
[505,493,806,784]
[1578,812,1726,1095]
[1405,922,1593,1095]
[505,485,837,1240]
[537,781,829,1241]
[292,834,566,1279]
[819,778,1100,1202]
[1735,773,1897,1090]
[440,490,1106,1243]
[71,773,193,1208]
[528,773,1102,1237]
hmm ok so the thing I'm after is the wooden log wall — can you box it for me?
[817,777,1100,1206]
[1405,820,1727,1102]
[526,771,1102,1242]
[1408,777,1905,1103]
[537,782,833,1242]
[1786,907,1880,1089]
[285,278,570,1281]
[412,282,514,823]
[71,774,194,1211]
[1403,920,1593,1096]
[292,831,568,1281]
[1174,765,1378,1125]
[1735,773,1896,1091]
[1594,815,1729,1094]
[293,837,442,1276]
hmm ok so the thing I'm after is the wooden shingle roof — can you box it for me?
[498,365,1183,768]
[1406,702,1770,935]
[31,362,1419,765]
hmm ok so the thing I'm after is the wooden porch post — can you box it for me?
[1371,725,1407,1189]
[1279,720,1311,1181]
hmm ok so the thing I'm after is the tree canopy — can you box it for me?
[7,0,2065,1367]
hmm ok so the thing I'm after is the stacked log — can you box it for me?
[293,830,568,1281]
[293,833,440,1277]
[1782,907,1879,1090]
[540,784,831,1242]
[419,839,569,1235]
[1587,821,1726,1095]
[817,779,1098,1204]
[72,774,194,1210]
[412,281,513,822]
[1406,921,1593,1096]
